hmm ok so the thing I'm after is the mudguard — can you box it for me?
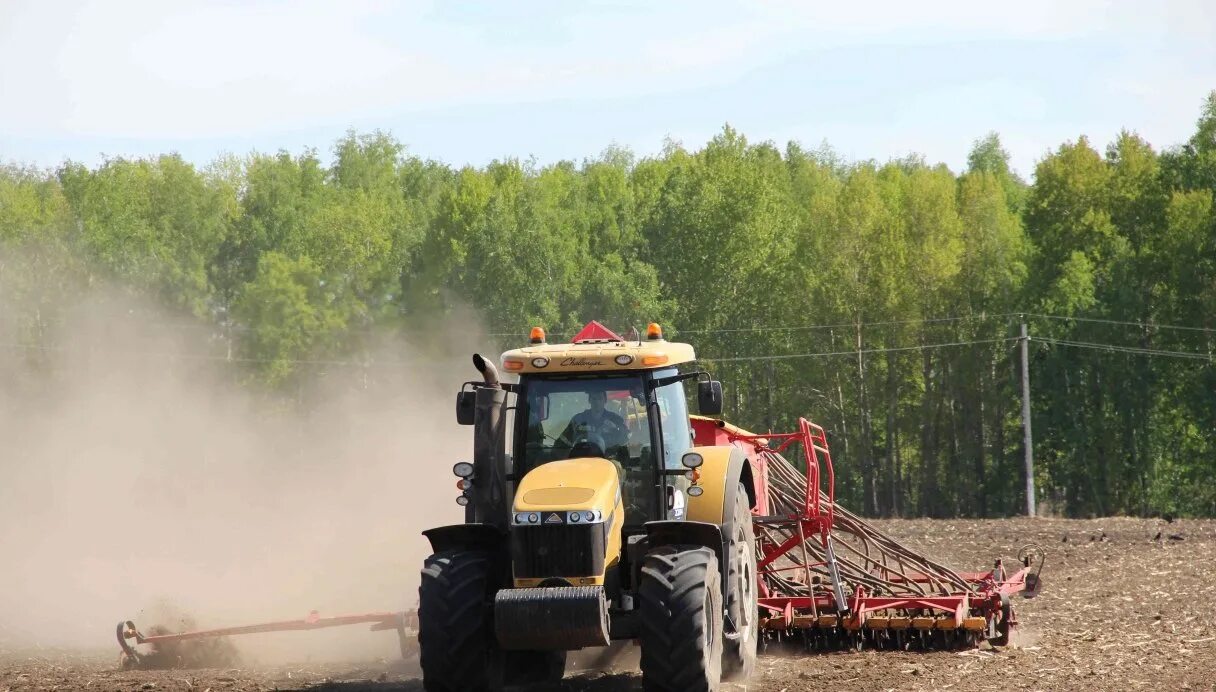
[644,520,725,566]
[686,446,755,525]
[422,523,506,554]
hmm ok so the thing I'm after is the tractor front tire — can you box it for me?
[639,546,724,692]
[722,484,759,680]
[418,550,502,692]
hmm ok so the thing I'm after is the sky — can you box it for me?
[1,0,1213,178]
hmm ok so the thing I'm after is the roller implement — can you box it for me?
[420,322,1044,691]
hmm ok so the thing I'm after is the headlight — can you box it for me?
[569,511,581,523]
[456,495,470,506]
[531,357,550,368]
[688,486,704,497]
[528,513,539,524]
[614,354,634,365]
[453,462,474,478]
[681,453,704,469]
[584,510,597,522]
[514,512,527,524]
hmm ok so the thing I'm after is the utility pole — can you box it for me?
[1020,322,1035,517]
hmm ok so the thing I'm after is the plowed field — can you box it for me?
[4,518,1213,691]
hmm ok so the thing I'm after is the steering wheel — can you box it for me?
[569,433,607,459]
[601,418,629,447]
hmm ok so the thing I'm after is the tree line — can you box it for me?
[2,93,1214,518]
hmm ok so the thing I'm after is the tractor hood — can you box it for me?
[509,457,625,588]
[513,457,621,515]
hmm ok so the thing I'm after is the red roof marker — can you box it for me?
[571,320,624,343]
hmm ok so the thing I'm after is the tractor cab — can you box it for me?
[506,322,711,527]
[429,321,751,692]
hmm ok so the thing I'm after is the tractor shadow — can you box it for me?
[300,674,641,692]
[301,644,644,691]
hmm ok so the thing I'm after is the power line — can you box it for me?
[0,336,1025,366]
[1024,313,1216,334]
[0,341,397,367]
[494,310,1216,339]
[1035,336,1214,362]
[672,313,1022,334]
[6,333,1212,368]
[702,337,1020,362]
[488,313,1022,339]
[24,310,1214,343]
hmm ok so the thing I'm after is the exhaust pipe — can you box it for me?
[471,353,508,529]
[472,353,500,388]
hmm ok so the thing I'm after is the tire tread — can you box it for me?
[638,546,723,692]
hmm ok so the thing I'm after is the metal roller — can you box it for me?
[494,585,611,650]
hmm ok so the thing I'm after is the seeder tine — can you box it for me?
[893,629,908,650]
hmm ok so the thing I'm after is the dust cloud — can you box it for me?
[0,282,496,664]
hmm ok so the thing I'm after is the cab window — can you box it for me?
[519,376,654,473]
[653,368,693,470]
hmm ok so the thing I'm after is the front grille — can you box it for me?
[511,523,606,578]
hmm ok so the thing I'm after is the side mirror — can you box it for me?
[697,380,723,416]
[456,390,476,425]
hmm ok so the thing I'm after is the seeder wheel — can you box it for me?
[988,594,1013,647]
[117,621,147,669]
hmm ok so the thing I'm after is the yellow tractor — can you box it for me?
[418,321,759,692]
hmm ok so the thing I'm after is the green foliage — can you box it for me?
[58,155,231,314]
[233,252,351,383]
[4,93,1216,516]
[0,164,83,348]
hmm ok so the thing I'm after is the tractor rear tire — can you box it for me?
[639,545,724,692]
[722,483,759,681]
[418,550,503,692]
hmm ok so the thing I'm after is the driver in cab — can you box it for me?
[558,390,628,457]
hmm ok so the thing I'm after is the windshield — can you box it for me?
[518,374,660,525]
[516,369,695,526]
[520,375,652,470]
